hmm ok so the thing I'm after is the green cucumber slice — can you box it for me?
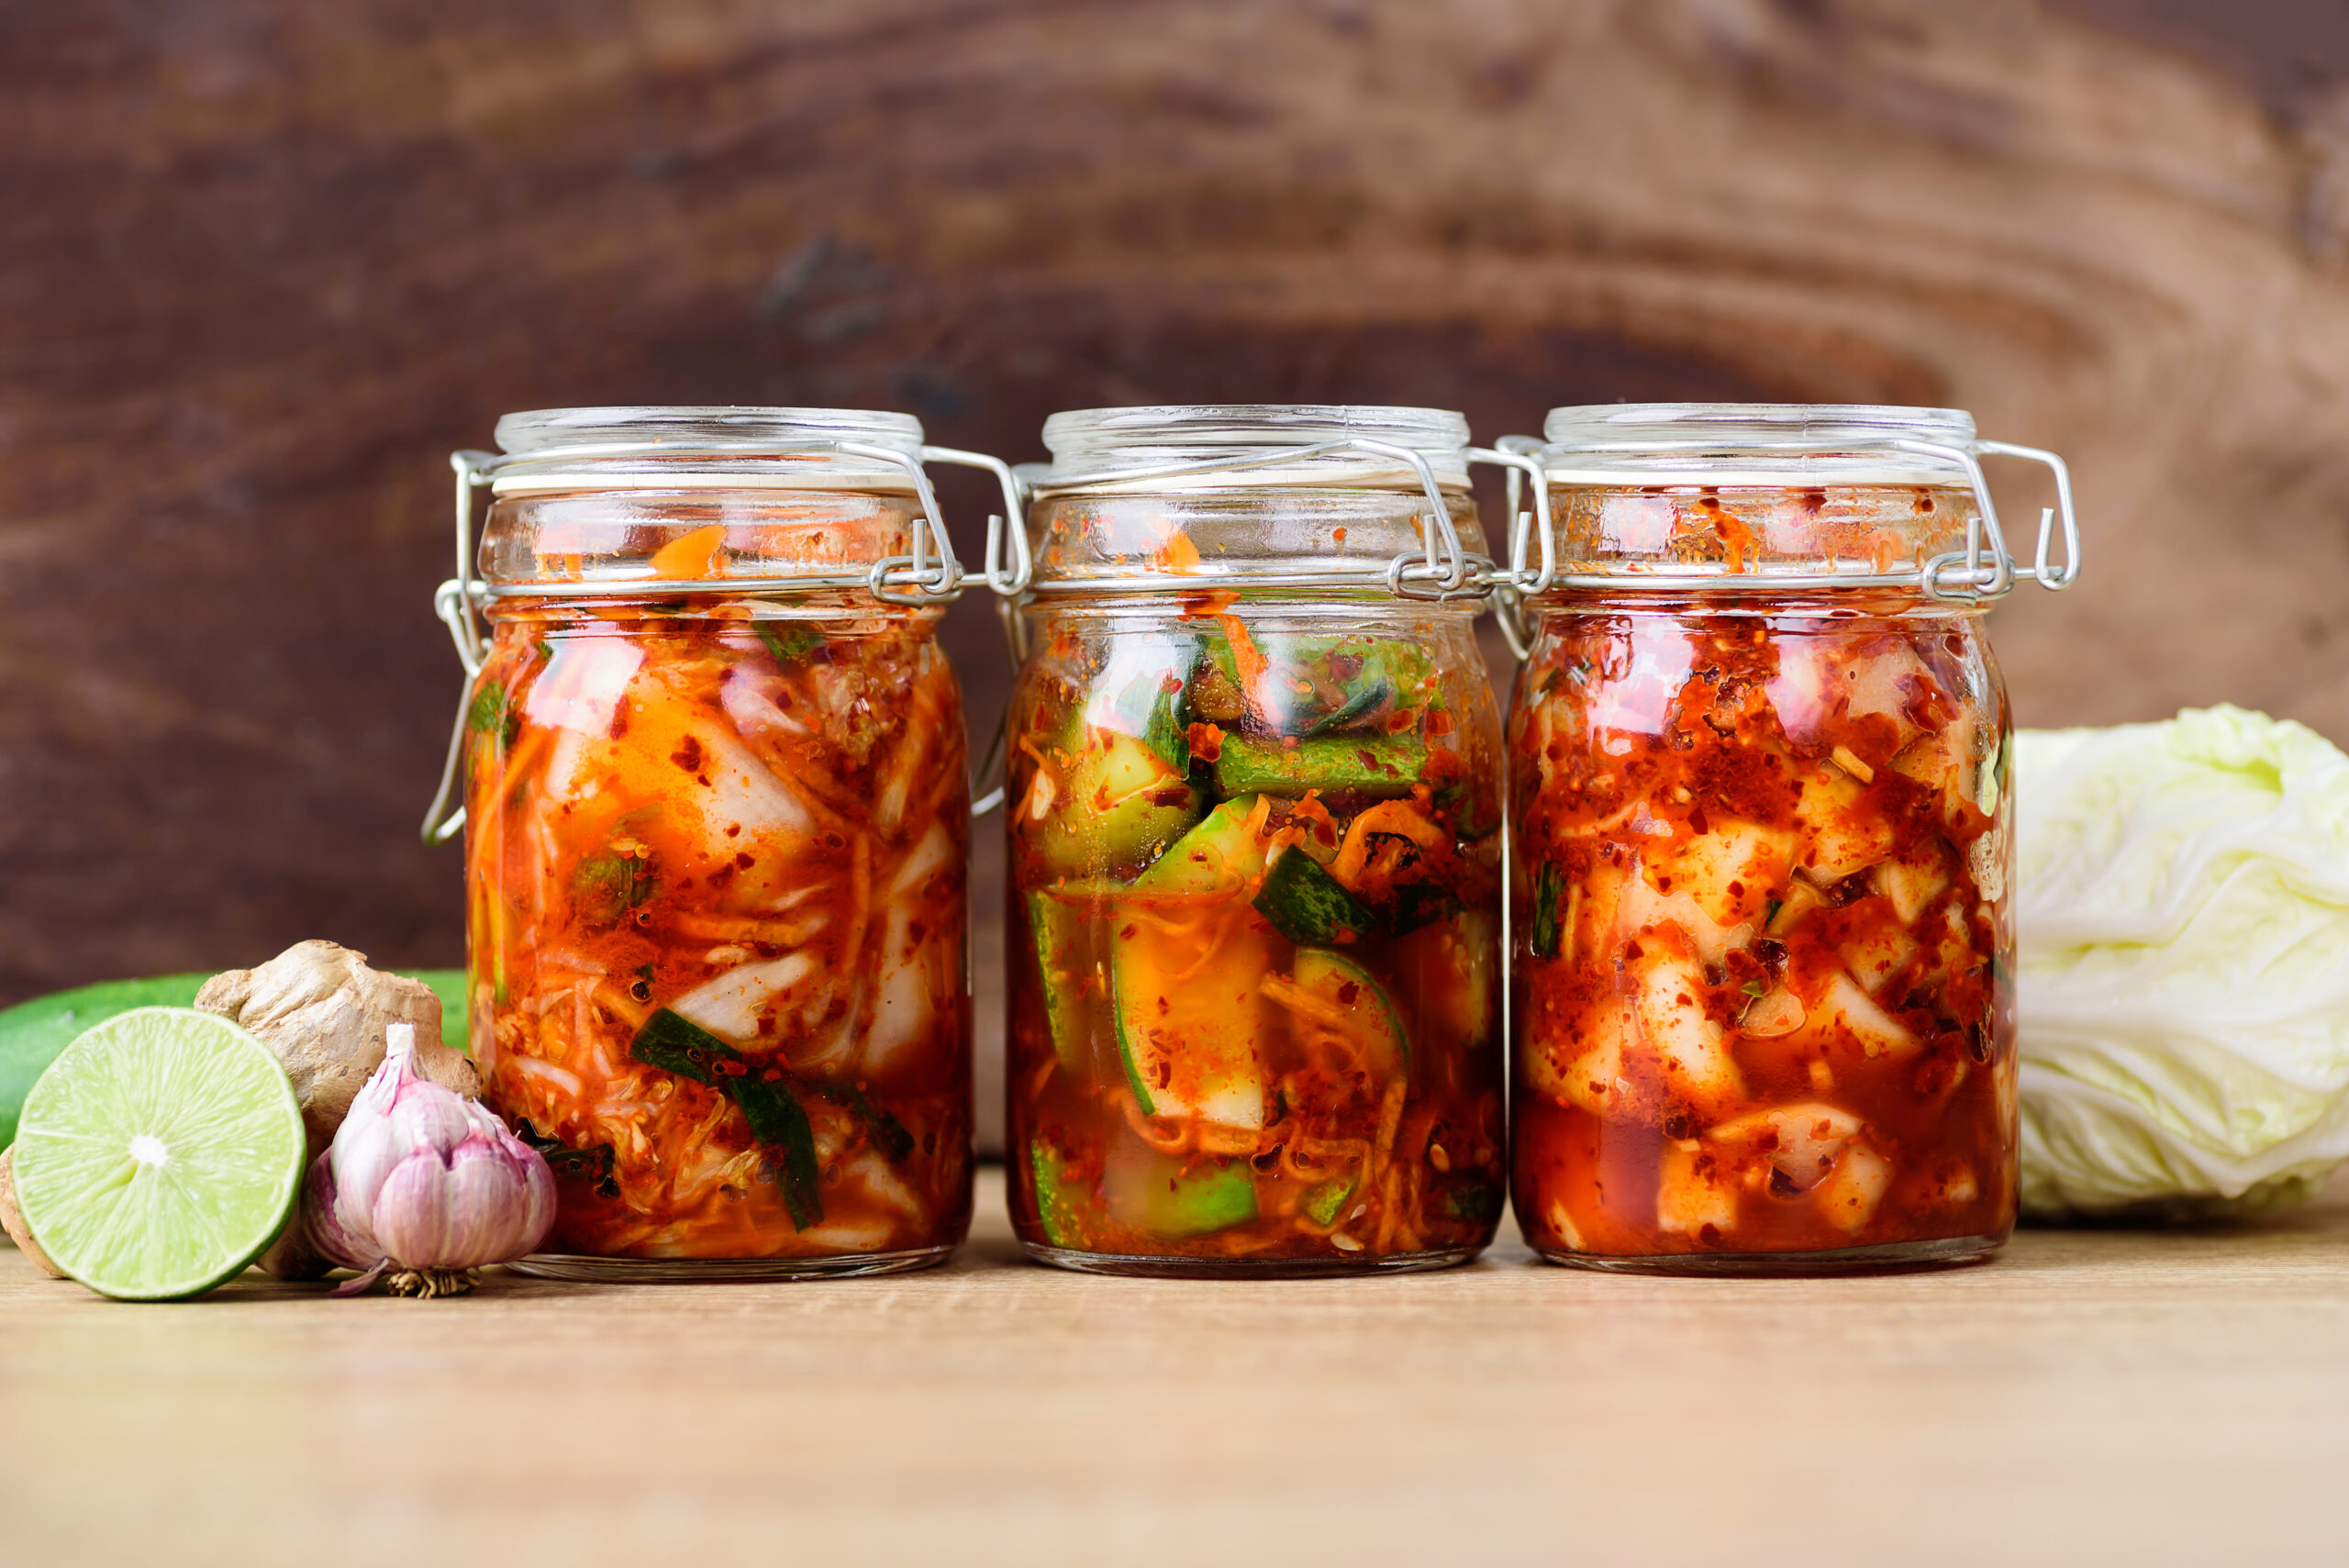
[1198,634,1432,736]
[1030,1138,1091,1250]
[1302,1172,1358,1228]
[1027,889,1098,1068]
[1213,735,1426,798]
[1032,729,1203,877]
[1079,637,1198,773]
[1109,799,1272,1129]
[1253,847,1377,945]
[1127,796,1269,895]
[1104,1146,1259,1240]
[1286,949,1409,1076]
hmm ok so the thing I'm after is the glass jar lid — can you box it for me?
[488,406,927,493]
[1013,404,1506,601]
[1037,404,1473,490]
[1539,402,1977,487]
[1501,401,2081,604]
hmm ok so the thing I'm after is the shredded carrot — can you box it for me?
[1261,973,1350,1031]
[1219,615,1270,719]
[1330,801,1446,887]
[650,524,728,580]
[1180,589,1239,618]
[1291,790,1339,845]
[1151,530,1202,573]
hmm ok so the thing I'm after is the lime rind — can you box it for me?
[14,1006,305,1300]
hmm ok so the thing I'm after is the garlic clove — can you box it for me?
[311,1022,559,1295]
[303,1149,379,1274]
[369,1151,469,1270]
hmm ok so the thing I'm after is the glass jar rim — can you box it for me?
[1541,402,1976,452]
[496,405,923,455]
[488,406,927,494]
[1037,404,1472,489]
[1535,403,1978,487]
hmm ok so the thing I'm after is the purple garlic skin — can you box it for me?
[307,1022,555,1291]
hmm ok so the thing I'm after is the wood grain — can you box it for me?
[2,1164,2346,1564]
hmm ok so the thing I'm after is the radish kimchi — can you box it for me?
[1511,569,2017,1266]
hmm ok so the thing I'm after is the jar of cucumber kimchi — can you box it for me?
[423,406,1019,1280]
[995,406,1522,1276]
[1503,404,2079,1273]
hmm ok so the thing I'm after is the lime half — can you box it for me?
[13,1006,305,1300]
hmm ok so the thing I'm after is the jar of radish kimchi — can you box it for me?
[995,406,1527,1276]
[1502,403,2080,1273]
[423,406,1019,1280]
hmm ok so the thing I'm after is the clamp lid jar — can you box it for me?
[1502,402,2082,1274]
[427,406,1017,1281]
[997,405,1520,1277]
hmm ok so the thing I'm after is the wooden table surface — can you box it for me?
[5,1165,2345,1566]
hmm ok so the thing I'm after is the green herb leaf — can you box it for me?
[1765,896,1784,927]
[1530,862,1565,959]
[630,1008,734,1087]
[829,1084,917,1163]
[467,682,520,749]
[515,1118,620,1199]
[756,623,824,664]
[573,851,656,928]
[629,1009,826,1230]
[732,1076,825,1230]
[1440,1174,1503,1223]
[1742,978,1768,999]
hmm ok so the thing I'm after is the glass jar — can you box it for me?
[1501,403,2080,1273]
[423,406,1019,1280]
[994,406,1525,1276]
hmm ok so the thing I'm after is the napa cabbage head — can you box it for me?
[2016,705,2349,1217]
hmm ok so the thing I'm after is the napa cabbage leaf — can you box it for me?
[2016,706,2349,1216]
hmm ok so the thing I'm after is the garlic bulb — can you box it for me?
[306,1023,555,1297]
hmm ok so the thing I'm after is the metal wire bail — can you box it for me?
[1469,440,1553,660]
[422,438,1002,842]
[1012,436,1486,600]
[1491,429,2083,615]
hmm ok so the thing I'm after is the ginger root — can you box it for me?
[0,1146,64,1279]
[197,940,481,1281]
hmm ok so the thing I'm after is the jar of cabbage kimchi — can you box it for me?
[996,406,1525,1276]
[1503,404,2080,1273]
[424,406,1019,1280]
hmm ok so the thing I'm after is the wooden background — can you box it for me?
[7,0,2348,1051]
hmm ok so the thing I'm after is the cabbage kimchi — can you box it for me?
[464,609,972,1268]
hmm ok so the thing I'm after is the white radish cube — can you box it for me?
[1656,1140,1737,1236]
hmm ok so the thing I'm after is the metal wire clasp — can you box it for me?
[1481,430,2084,651]
[1008,438,1480,599]
[1887,439,2082,602]
[422,441,1008,841]
[1470,440,1554,660]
